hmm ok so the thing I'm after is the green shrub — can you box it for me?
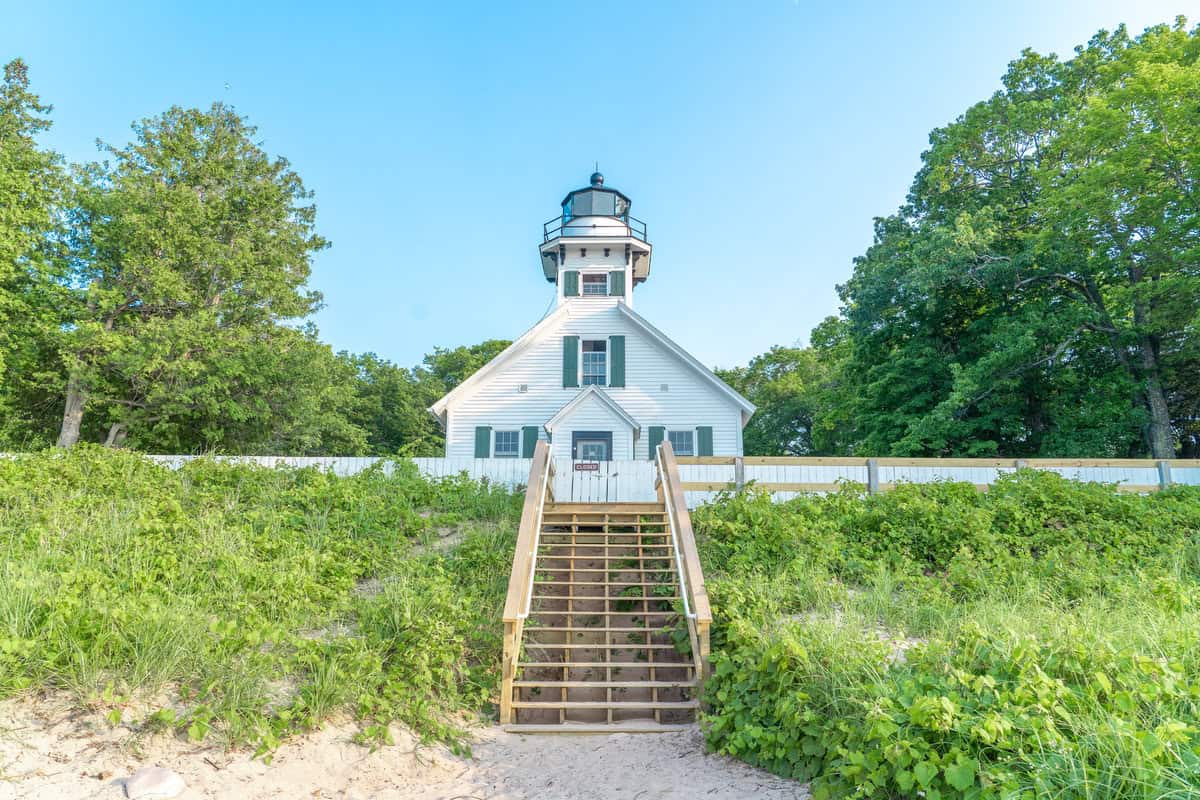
[0,446,521,752]
[697,473,1200,799]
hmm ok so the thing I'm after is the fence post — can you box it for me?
[1014,459,1028,469]
[867,458,880,495]
[1157,460,1172,490]
[734,456,745,492]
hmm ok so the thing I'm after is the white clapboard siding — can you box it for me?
[442,303,747,460]
[547,392,636,461]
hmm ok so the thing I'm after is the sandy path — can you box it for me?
[0,696,807,800]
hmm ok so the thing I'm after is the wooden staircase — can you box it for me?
[500,443,710,733]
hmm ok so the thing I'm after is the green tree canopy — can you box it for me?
[56,103,331,450]
[824,18,1200,458]
[0,59,66,445]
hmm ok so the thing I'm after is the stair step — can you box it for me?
[520,661,694,668]
[539,544,670,549]
[503,722,693,735]
[538,544,673,550]
[544,508,667,514]
[538,568,676,573]
[532,595,681,601]
[528,610,679,617]
[511,700,698,709]
[539,535,670,541]
[523,643,678,649]
[533,580,678,586]
[525,626,672,633]
[513,680,696,688]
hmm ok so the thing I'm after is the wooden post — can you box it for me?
[499,441,551,727]
[866,458,879,495]
[500,620,517,724]
[734,456,745,492]
[1157,460,1172,490]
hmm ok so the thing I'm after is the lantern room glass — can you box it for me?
[563,189,630,222]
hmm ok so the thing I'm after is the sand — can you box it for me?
[0,695,808,799]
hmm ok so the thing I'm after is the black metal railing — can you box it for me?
[543,214,648,243]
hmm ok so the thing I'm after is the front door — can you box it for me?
[571,430,613,461]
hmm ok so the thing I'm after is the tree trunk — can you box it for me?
[103,422,127,448]
[56,372,86,448]
[1138,336,1175,458]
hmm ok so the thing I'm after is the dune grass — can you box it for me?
[695,474,1200,799]
[0,446,521,754]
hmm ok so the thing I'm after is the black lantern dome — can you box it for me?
[539,172,652,283]
[561,174,632,222]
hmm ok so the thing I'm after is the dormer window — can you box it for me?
[582,274,607,296]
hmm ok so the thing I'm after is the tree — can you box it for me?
[336,340,514,457]
[717,346,830,456]
[342,352,444,456]
[0,59,67,446]
[830,19,1200,457]
[421,339,511,387]
[56,103,327,448]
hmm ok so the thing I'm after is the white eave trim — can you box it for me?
[616,304,756,423]
[427,305,570,426]
[544,385,640,433]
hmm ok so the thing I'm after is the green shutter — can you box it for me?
[474,426,492,458]
[563,270,579,296]
[521,425,539,458]
[648,426,665,460]
[609,270,625,297]
[609,335,625,387]
[562,336,579,387]
[697,426,714,457]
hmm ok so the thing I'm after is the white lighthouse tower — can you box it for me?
[540,172,652,309]
[430,173,753,462]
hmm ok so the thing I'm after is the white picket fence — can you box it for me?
[675,457,1200,507]
[145,455,658,502]
[137,454,1200,508]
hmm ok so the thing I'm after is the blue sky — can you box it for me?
[3,1,1188,369]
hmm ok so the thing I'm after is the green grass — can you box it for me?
[6,447,1200,796]
[695,473,1200,799]
[0,445,521,754]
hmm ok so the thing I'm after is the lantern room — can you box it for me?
[540,172,652,285]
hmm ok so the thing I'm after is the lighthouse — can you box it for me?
[430,173,754,462]
[539,172,652,308]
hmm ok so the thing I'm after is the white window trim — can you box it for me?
[667,428,695,457]
[580,338,609,387]
[493,429,521,458]
[580,272,609,296]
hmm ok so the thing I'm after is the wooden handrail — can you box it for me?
[657,441,712,677]
[501,440,553,623]
[500,440,552,725]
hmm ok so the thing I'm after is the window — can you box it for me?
[582,273,607,296]
[582,340,607,385]
[572,431,613,461]
[668,430,694,456]
[579,441,607,461]
[494,430,520,458]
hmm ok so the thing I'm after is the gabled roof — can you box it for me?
[544,385,639,433]
[615,303,756,424]
[427,301,756,427]
[427,306,569,425]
